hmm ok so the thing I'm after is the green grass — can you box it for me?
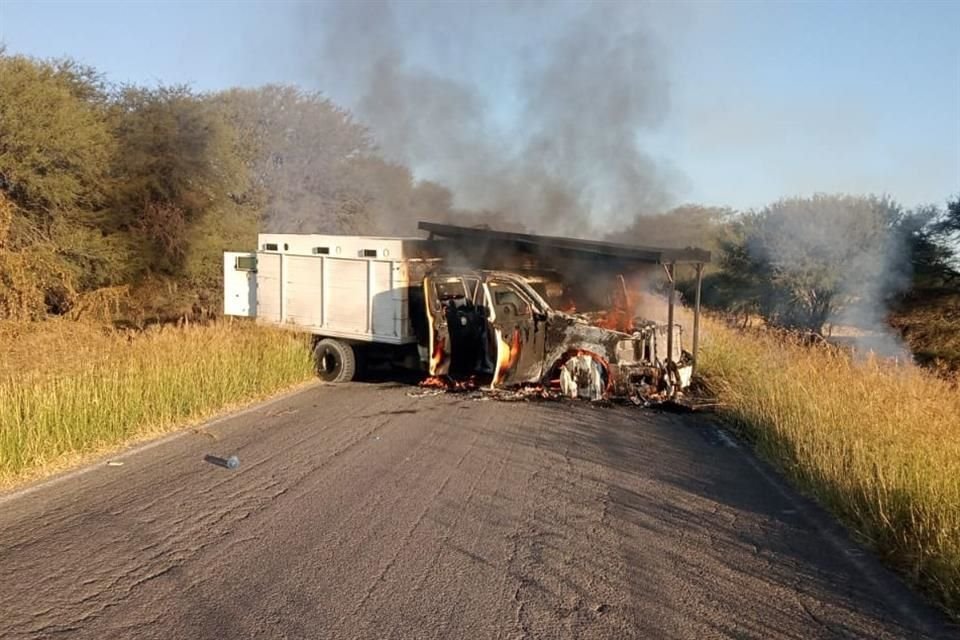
[698,319,960,619]
[0,320,314,488]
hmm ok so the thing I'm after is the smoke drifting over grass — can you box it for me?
[745,195,913,355]
[298,1,676,235]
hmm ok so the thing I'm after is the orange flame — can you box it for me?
[430,336,446,373]
[420,375,481,391]
[593,309,633,333]
[494,330,523,385]
[494,336,511,384]
[592,275,635,333]
[509,330,522,366]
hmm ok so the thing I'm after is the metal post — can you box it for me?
[666,262,675,365]
[692,262,703,376]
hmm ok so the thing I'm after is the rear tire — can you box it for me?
[313,338,357,383]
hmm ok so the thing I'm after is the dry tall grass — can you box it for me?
[0,319,314,488]
[698,320,960,618]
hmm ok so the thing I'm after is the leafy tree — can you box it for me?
[888,196,960,371]
[0,53,113,213]
[352,156,460,234]
[214,85,458,236]
[718,195,907,333]
[899,202,958,291]
[614,204,733,257]
[0,52,120,319]
[689,216,764,322]
[928,196,960,276]
[109,85,252,276]
[0,57,461,321]
[934,196,960,239]
[214,85,376,234]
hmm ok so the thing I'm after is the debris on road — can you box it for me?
[406,388,447,398]
[408,373,710,409]
[204,454,240,470]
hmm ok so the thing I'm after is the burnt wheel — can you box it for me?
[313,338,357,383]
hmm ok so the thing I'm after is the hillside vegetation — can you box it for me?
[0,51,461,325]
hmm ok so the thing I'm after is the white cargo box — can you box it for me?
[224,234,438,344]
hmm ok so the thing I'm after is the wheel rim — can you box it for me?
[316,346,341,379]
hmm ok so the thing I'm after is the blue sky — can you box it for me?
[1,0,957,214]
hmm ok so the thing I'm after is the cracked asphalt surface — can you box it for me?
[0,381,954,639]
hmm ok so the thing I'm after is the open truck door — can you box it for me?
[223,252,257,317]
[423,274,453,376]
[484,276,548,386]
[423,273,492,377]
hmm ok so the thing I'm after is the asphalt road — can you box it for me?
[0,381,954,639]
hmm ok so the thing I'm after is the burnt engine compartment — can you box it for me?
[419,267,691,401]
[407,223,705,401]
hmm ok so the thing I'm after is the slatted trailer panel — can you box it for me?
[255,252,282,324]
[225,234,437,345]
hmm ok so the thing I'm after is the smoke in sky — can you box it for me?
[295,1,676,236]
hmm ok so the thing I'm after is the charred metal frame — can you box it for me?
[692,262,703,376]
[662,261,704,376]
[663,263,675,369]
[419,221,711,265]
[418,221,710,374]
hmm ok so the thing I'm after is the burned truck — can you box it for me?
[223,221,709,400]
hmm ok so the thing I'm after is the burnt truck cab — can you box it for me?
[423,269,693,401]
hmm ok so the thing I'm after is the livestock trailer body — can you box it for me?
[224,233,436,345]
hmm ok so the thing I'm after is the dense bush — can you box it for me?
[0,52,457,323]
